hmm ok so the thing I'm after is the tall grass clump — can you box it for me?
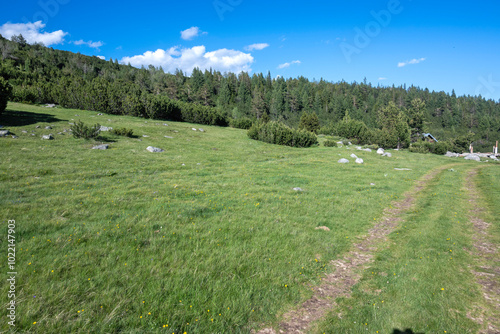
[70,120,101,139]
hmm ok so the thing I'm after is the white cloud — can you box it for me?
[398,57,426,67]
[245,43,269,51]
[378,77,387,81]
[278,60,301,69]
[73,39,104,49]
[97,55,105,60]
[0,21,67,46]
[180,27,206,41]
[121,45,254,74]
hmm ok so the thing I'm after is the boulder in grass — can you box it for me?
[192,128,197,131]
[0,130,10,137]
[445,151,460,158]
[350,153,358,159]
[99,126,113,132]
[198,128,205,132]
[377,148,385,155]
[164,136,174,139]
[355,158,364,164]
[45,126,52,129]
[464,154,480,162]
[146,146,164,153]
[293,187,304,192]
[42,134,54,140]
[382,152,392,158]
[92,144,109,150]
[338,158,349,164]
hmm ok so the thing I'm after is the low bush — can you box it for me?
[247,120,318,148]
[70,120,101,140]
[0,77,13,114]
[111,127,134,137]
[324,139,337,147]
[230,117,254,130]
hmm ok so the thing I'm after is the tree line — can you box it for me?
[1,34,499,151]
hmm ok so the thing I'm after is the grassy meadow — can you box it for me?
[0,102,497,333]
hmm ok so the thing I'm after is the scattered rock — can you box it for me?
[42,134,54,140]
[293,187,304,192]
[370,183,375,186]
[198,128,205,132]
[350,153,358,159]
[192,128,197,131]
[489,155,498,160]
[337,141,343,145]
[163,123,169,126]
[92,144,109,150]
[197,163,201,165]
[348,141,352,145]
[0,130,10,137]
[99,126,113,131]
[173,130,179,133]
[75,114,79,116]
[164,136,174,139]
[22,130,28,133]
[11,135,18,139]
[315,226,330,231]
[464,154,480,162]
[181,163,185,166]
[377,148,385,155]
[97,113,103,116]
[45,126,52,129]
[142,135,149,138]
[146,146,164,153]
[45,103,56,108]
[394,168,411,171]
[382,152,392,157]
[338,158,349,164]
[31,134,35,136]
[36,125,41,128]
[445,151,460,157]
[355,158,364,164]
[57,132,63,135]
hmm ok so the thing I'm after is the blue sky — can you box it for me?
[1,0,500,100]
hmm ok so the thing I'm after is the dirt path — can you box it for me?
[255,165,454,334]
[465,168,500,334]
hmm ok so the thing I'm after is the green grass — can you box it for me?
[0,102,494,333]
[316,164,499,333]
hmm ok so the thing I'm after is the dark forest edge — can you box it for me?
[1,33,499,152]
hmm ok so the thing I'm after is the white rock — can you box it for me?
[350,153,358,159]
[192,128,197,131]
[338,158,349,164]
[146,146,164,153]
[42,134,54,140]
[355,158,364,164]
[464,154,480,162]
[382,152,392,157]
[100,126,113,131]
[377,148,385,155]
[92,144,109,150]
[164,136,174,139]
[293,187,304,192]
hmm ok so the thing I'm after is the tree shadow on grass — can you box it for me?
[393,329,425,334]
[1,108,66,127]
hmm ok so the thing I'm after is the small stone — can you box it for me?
[370,183,375,186]
[382,152,392,157]
[142,135,149,137]
[192,128,197,131]
[42,134,54,140]
[99,126,113,131]
[31,133,36,136]
[57,132,63,135]
[45,126,52,129]
[338,158,349,164]
[377,148,385,155]
[0,130,10,137]
[315,226,330,231]
[68,123,74,125]
[197,163,201,165]
[92,144,109,150]
[394,168,411,171]
[97,113,103,116]
[146,146,164,153]
[348,141,352,145]
[181,163,185,166]
[174,130,179,133]
[11,135,18,139]
[198,128,205,132]
[164,136,174,139]
[355,158,364,164]
[75,114,79,116]
[45,103,56,108]
[36,125,41,128]
[293,187,304,192]
[22,130,28,133]
[350,153,358,159]
[163,123,169,126]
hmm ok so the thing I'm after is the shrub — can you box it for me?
[71,121,101,139]
[230,117,254,130]
[111,127,134,137]
[247,120,318,148]
[409,141,431,154]
[0,76,12,114]
[298,111,320,133]
[324,139,337,147]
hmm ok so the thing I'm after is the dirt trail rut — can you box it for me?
[255,165,453,334]
[465,168,500,334]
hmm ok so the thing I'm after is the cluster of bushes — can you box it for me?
[323,139,338,147]
[409,141,451,155]
[70,121,101,140]
[248,120,318,148]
